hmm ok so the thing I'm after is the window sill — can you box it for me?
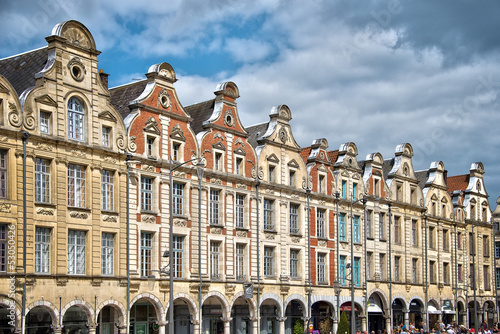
[379,239,387,242]
[210,223,224,228]
[367,237,374,241]
[68,206,91,212]
[317,237,329,241]
[235,226,249,231]
[35,202,56,208]
[173,214,188,219]
[290,232,302,237]
[101,209,118,215]
[140,210,158,216]
[264,229,277,233]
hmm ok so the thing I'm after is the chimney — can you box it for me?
[99,69,109,89]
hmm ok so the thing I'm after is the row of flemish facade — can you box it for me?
[0,20,497,334]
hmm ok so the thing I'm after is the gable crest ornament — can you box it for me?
[144,117,161,135]
[158,89,171,109]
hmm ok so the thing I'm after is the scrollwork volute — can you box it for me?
[23,107,36,130]
[116,134,126,150]
[128,136,137,152]
[8,102,22,128]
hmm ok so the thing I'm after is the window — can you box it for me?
[290,204,299,235]
[339,213,346,241]
[374,179,380,197]
[172,236,183,278]
[394,256,400,282]
[318,175,325,193]
[341,180,346,198]
[366,210,372,239]
[396,184,402,202]
[429,261,436,284]
[35,227,50,274]
[290,249,299,279]
[443,230,449,252]
[469,232,474,255]
[317,209,326,239]
[210,241,220,280]
[264,199,274,230]
[140,177,153,212]
[101,233,114,276]
[410,187,417,204]
[264,246,274,277]
[379,254,385,280]
[68,230,86,275]
[40,111,50,134]
[35,158,50,203]
[268,165,275,183]
[496,268,500,289]
[354,257,360,286]
[0,225,6,272]
[68,164,85,207]
[235,194,245,228]
[495,241,500,258]
[101,170,113,211]
[367,252,372,279]
[458,264,463,283]
[353,183,357,201]
[172,182,184,215]
[457,232,463,250]
[172,142,181,162]
[443,262,449,285]
[483,236,490,257]
[289,170,295,187]
[317,253,326,284]
[0,150,5,198]
[140,232,153,277]
[215,152,222,171]
[379,213,385,240]
[429,227,435,249]
[411,220,418,246]
[394,216,400,244]
[412,258,418,283]
[102,126,110,147]
[209,189,220,225]
[340,255,346,285]
[235,157,243,175]
[353,215,360,243]
[146,136,155,156]
[484,265,491,290]
[68,97,85,141]
[236,244,245,281]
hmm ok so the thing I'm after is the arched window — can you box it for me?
[68,97,85,141]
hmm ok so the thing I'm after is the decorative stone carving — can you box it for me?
[142,165,156,172]
[224,109,234,127]
[211,227,223,234]
[70,211,88,219]
[142,215,156,224]
[103,215,117,222]
[71,149,86,157]
[213,132,224,140]
[103,156,117,164]
[35,142,54,151]
[62,27,91,49]
[236,231,247,237]
[265,233,275,240]
[36,207,54,216]
[291,237,301,243]
[265,189,274,195]
[116,134,126,150]
[210,178,222,185]
[174,219,187,227]
[319,200,326,206]
[236,183,246,189]
[158,89,171,109]
[291,194,300,200]
[234,138,245,147]
[128,136,137,152]
[23,107,36,130]
[0,203,12,213]
[8,102,22,127]
[318,240,327,247]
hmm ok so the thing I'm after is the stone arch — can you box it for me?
[26,300,60,327]
[215,81,240,99]
[201,291,230,318]
[147,62,177,83]
[395,143,414,158]
[260,293,284,317]
[229,291,257,318]
[169,292,198,321]
[392,295,408,312]
[51,20,97,51]
[0,297,21,329]
[61,299,95,325]
[96,299,126,324]
[284,294,307,313]
[130,293,164,321]
[428,298,440,308]
[369,289,389,311]
[270,105,292,121]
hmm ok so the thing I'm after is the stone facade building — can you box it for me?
[0,20,497,334]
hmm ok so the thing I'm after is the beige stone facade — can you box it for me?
[0,20,497,334]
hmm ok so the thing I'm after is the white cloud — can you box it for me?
[224,38,273,63]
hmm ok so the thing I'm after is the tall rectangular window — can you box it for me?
[443,230,449,252]
[172,236,183,278]
[101,233,114,276]
[317,253,326,284]
[366,210,372,239]
[430,261,436,284]
[210,241,220,280]
[367,252,372,279]
[68,164,85,207]
[235,194,245,228]
[264,199,274,230]
[290,204,299,235]
[484,265,491,290]
[379,213,385,240]
[146,137,154,156]
[68,97,85,141]
[379,254,385,280]
[339,213,346,241]
[172,142,181,161]
[374,179,380,197]
[0,225,6,272]
[215,152,222,171]
[235,157,243,175]
[412,258,418,283]
[210,189,220,225]
[102,126,110,147]
[317,209,326,239]
[268,165,274,183]
[352,183,357,201]
[0,150,6,198]
[35,158,50,203]
[483,236,490,257]
[354,257,360,286]
[318,175,325,193]
[40,111,50,134]
[101,170,113,211]
[458,264,463,283]
[353,215,360,243]
[495,241,500,258]
[341,180,346,198]
[289,170,295,187]
[68,230,86,275]
[412,220,418,246]
[264,247,274,277]
[429,227,435,249]
[394,217,400,244]
[140,232,153,277]
[340,255,346,285]
[141,177,153,211]
[236,244,245,281]
[443,262,449,284]
[172,182,184,215]
[290,249,299,279]
[457,232,463,249]
[496,268,500,289]
[35,227,50,274]
[469,232,474,255]
[394,256,400,282]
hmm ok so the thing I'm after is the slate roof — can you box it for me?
[415,170,430,190]
[447,174,469,193]
[245,122,269,148]
[0,47,48,96]
[184,100,215,135]
[382,158,395,180]
[109,80,148,120]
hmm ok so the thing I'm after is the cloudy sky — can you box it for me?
[2,0,500,207]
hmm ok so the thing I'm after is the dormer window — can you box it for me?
[102,126,111,147]
[374,178,380,197]
[268,165,275,183]
[352,183,357,201]
[40,111,50,134]
[146,136,155,157]
[289,170,295,187]
[68,97,85,141]
[235,157,243,175]
[341,180,346,198]
[214,152,223,171]
[318,174,325,193]
[172,142,181,162]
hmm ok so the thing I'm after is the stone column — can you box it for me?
[87,324,96,334]
[277,317,287,334]
[51,326,62,334]
[249,317,258,334]
[222,317,232,334]
[361,314,367,332]
[156,321,167,334]
[385,314,392,334]
[404,311,409,329]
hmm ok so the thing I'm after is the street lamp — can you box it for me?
[423,209,429,334]
[350,193,367,334]
[334,191,341,332]
[168,157,204,334]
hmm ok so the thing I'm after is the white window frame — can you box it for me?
[317,253,326,284]
[235,156,244,175]
[68,97,85,141]
[101,170,114,211]
[68,164,86,208]
[0,150,6,198]
[141,177,154,212]
[140,232,153,277]
[68,230,86,275]
[172,235,183,278]
[209,189,220,225]
[40,111,50,134]
[263,199,274,231]
[317,208,326,239]
[101,233,114,276]
[210,241,221,280]
[102,126,111,147]
[35,227,50,274]
[290,249,299,279]
[235,194,245,228]
[172,182,184,215]
[264,246,274,277]
[214,151,223,171]
[236,243,245,281]
[290,203,299,235]
[35,158,50,204]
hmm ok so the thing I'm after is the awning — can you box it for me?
[428,305,442,314]
[368,304,384,313]
[442,307,456,314]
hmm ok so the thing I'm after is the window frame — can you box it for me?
[101,169,114,211]
[67,96,85,141]
[68,230,86,275]
[0,150,6,198]
[40,111,50,134]
[172,182,184,216]
[35,227,51,274]
[339,213,346,242]
[140,176,154,212]
[140,232,153,277]
[172,235,183,279]
[101,232,114,276]
[316,208,326,239]
[263,199,274,231]
[264,246,274,277]
[235,243,245,281]
[290,249,299,279]
[210,241,221,280]
[235,194,245,228]
[209,189,220,225]
[35,158,51,204]
[68,163,86,208]
[289,203,299,235]
[102,126,111,147]
[317,253,327,284]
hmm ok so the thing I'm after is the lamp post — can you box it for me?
[335,191,341,332]
[388,203,393,334]
[472,222,478,334]
[21,130,29,334]
[256,178,261,333]
[197,164,204,333]
[350,193,367,334]
[307,187,312,330]
[168,157,204,334]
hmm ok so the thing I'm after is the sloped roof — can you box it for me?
[447,174,469,193]
[327,150,339,164]
[184,99,215,134]
[415,170,429,190]
[300,147,312,163]
[245,122,269,148]
[109,80,148,119]
[0,47,48,96]
[382,158,395,179]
